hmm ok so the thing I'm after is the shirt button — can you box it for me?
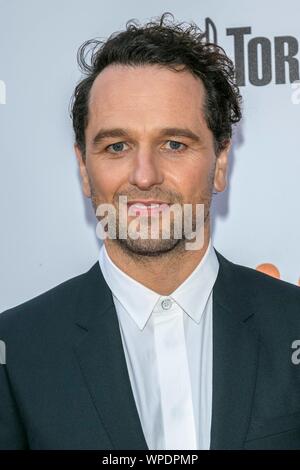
[161,298,172,310]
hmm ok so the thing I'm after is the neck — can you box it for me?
[104,223,211,295]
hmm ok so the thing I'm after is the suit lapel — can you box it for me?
[210,251,260,449]
[73,250,260,450]
[73,262,148,450]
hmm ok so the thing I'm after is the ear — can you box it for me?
[74,144,91,198]
[213,140,231,193]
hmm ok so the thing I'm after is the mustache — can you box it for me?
[113,188,183,204]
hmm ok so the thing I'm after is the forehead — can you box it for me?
[87,64,206,126]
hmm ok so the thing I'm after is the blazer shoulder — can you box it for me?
[235,260,300,299]
[0,262,98,333]
[215,249,300,321]
[217,249,299,293]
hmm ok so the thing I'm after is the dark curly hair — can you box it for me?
[70,12,242,158]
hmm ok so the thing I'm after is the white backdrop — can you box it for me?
[1,0,299,312]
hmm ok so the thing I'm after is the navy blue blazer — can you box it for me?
[0,250,300,449]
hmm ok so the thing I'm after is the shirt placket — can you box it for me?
[153,300,197,450]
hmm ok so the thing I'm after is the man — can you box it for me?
[0,12,300,450]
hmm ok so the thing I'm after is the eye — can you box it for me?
[105,142,129,153]
[164,140,187,152]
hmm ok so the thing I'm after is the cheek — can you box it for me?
[86,159,128,202]
[175,160,214,201]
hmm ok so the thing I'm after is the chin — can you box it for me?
[116,238,182,257]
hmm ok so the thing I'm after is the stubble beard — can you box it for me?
[89,173,214,259]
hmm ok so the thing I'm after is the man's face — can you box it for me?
[75,64,230,256]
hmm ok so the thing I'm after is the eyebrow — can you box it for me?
[92,127,202,147]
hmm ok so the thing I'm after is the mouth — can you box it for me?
[127,200,171,216]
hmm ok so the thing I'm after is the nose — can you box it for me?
[128,147,164,190]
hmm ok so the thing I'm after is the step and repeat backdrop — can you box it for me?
[0,0,299,311]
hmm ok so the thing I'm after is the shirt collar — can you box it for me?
[98,239,219,330]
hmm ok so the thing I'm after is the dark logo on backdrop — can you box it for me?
[204,18,300,87]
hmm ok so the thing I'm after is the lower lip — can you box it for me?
[127,203,170,216]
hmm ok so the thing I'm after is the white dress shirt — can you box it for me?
[98,239,219,450]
